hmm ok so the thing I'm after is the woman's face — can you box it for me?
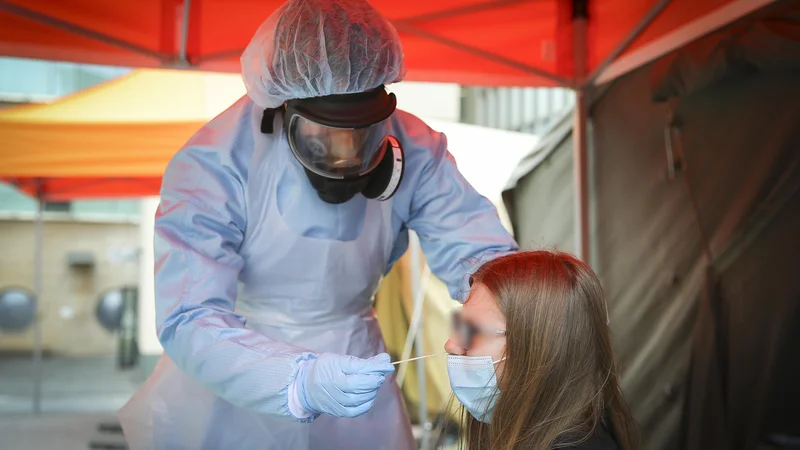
[444,281,507,374]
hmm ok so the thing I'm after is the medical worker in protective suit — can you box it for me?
[117,0,518,449]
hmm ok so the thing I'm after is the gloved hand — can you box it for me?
[297,352,394,418]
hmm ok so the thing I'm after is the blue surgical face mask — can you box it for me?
[447,355,505,423]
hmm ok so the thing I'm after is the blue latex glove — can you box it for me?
[297,352,394,418]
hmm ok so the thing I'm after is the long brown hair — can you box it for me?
[459,250,639,450]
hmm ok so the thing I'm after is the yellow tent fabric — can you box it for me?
[0,69,247,198]
[0,70,245,124]
[376,248,462,426]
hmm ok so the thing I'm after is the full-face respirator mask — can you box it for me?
[261,86,404,204]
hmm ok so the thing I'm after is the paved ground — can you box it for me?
[0,355,144,415]
[0,355,144,449]
[0,355,456,449]
[0,413,127,450]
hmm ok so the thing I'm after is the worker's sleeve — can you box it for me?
[405,128,519,302]
[154,142,318,422]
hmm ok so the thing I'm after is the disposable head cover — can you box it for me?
[241,0,407,109]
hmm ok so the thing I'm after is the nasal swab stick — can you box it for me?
[391,353,443,365]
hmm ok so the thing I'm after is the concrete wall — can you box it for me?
[0,216,139,356]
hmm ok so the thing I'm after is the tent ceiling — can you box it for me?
[0,0,778,88]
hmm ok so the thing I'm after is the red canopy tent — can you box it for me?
[0,0,776,88]
[0,0,780,261]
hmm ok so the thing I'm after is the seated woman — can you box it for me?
[445,250,638,450]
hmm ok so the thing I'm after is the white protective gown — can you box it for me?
[117,96,518,450]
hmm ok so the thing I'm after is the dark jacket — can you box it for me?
[556,422,619,450]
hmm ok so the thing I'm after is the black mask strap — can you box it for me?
[261,108,280,134]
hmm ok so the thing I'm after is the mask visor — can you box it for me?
[288,114,388,179]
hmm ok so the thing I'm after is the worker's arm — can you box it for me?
[403,116,519,302]
[153,107,317,421]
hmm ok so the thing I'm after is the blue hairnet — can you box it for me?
[241,0,407,109]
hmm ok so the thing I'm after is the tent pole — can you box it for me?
[573,90,590,263]
[572,0,591,262]
[32,182,44,415]
[397,262,430,388]
[178,0,191,65]
[409,232,431,449]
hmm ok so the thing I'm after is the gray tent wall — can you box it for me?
[503,109,576,254]
[502,3,800,450]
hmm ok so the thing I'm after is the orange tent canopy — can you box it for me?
[0,69,247,200]
[0,0,780,88]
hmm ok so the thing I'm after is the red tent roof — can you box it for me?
[0,0,780,202]
[0,0,776,88]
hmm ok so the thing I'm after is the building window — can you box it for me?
[460,86,574,134]
[44,201,71,213]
